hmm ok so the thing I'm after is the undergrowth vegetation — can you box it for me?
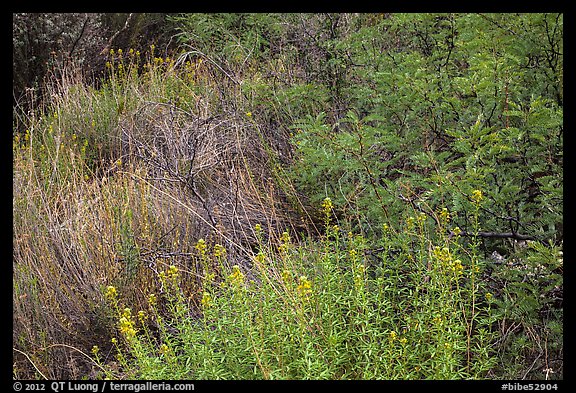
[13,13,562,380]
[94,196,497,379]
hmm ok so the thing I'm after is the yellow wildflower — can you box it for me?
[416,212,427,223]
[213,244,226,258]
[119,315,136,339]
[297,275,312,300]
[255,251,266,264]
[229,265,245,288]
[405,216,415,229]
[453,259,464,275]
[281,269,292,284]
[439,207,450,222]
[105,285,117,300]
[195,239,207,255]
[201,292,212,308]
[321,197,333,213]
[280,231,290,245]
[354,263,365,290]
[121,308,131,319]
[471,189,483,204]
[148,293,157,307]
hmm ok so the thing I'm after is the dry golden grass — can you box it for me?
[13,56,307,378]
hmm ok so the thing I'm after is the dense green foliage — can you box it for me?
[13,13,562,380]
[97,201,496,379]
[290,14,563,242]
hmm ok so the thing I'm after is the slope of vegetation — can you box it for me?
[13,13,562,380]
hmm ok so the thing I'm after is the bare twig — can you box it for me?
[175,46,240,85]
[100,13,134,54]
[69,13,90,57]
[450,230,536,241]
[13,347,49,380]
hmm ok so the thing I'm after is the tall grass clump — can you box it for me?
[93,195,496,379]
[13,46,301,379]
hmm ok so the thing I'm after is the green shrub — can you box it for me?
[95,196,497,379]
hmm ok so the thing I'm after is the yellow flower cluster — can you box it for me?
[118,308,137,339]
[201,291,212,308]
[281,269,292,284]
[321,197,333,215]
[148,293,157,307]
[439,207,450,223]
[405,216,415,230]
[213,244,226,258]
[296,275,312,300]
[280,231,290,245]
[452,259,464,276]
[229,265,245,288]
[195,239,207,256]
[433,246,452,264]
[433,246,464,276]
[159,265,179,285]
[432,315,444,326]
[159,343,170,356]
[254,251,266,264]
[278,230,291,255]
[105,285,117,301]
[416,212,427,224]
[471,189,483,204]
